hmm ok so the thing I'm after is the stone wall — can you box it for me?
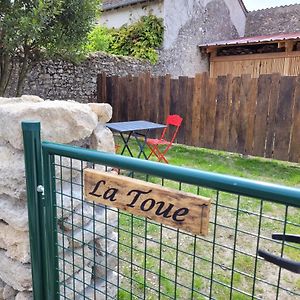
[153,0,245,77]
[5,0,248,100]
[245,4,300,37]
[6,52,151,103]
[0,96,117,299]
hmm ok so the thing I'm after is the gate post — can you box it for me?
[22,121,46,300]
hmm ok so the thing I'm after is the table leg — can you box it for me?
[119,132,134,157]
[133,131,149,159]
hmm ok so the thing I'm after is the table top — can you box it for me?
[106,120,166,133]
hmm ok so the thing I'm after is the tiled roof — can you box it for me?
[247,3,300,12]
[102,0,247,13]
[199,32,300,48]
[101,0,151,11]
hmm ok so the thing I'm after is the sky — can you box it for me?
[243,0,300,11]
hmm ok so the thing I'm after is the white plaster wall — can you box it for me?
[223,0,246,36]
[163,0,212,49]
[99,1,164,28]
[163,0,246,49]
[155,0,247,77]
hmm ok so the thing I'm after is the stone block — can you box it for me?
[94,231,118,255]
[0,100,98,150]
[58,246,94,279]
[60,267,92,299]
[0,145,26,200]
[94,249,118,280]
[0,222,30,263]
[0,195,28,232]
[76,271,118,300]
[54,156,85,183]
[91,124,115,153]
[70,207,118,248]
[3,285,17,299]
[56,232,70,252]
[15,292,33,300]
[0,250,32,291]
[0,95,43,105]
[0,279,5,300]
[56,182,84,220]
[88,103,112,123]
[61,202,94,232]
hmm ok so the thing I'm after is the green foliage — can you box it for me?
[0,0,100,96]
[85,26,113,53]
[86,15,164,63]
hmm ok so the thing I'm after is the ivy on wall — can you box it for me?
[86,15,164,63]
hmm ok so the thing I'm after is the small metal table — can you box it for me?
[106,120,166,159]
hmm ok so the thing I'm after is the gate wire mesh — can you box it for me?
[53,155,300,300]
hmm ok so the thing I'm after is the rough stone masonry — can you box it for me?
[0,95,118,299]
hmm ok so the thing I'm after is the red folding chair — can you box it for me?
[147,114,183,163]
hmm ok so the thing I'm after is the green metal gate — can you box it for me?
[22,122,300,300]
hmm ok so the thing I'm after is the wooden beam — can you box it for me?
[206,46,218,54]
[210,51,300,62]
[285,41,294,52]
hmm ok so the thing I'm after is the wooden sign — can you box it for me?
[84,169,211,236]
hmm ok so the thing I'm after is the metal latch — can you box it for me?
[37,185,45,196]
[258,234,300,273]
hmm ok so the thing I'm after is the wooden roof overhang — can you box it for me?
[199,32,300,61]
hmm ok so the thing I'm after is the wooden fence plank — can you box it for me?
[273,76,296,161]
[99,72,299,163]
[121,76,129,121]
[96,74,102,103]
[191,74,202,146]
[177,76,189,144]
[150,76,159,123]
[137,75,144,122]
[289,76,300,162]
[244,77,257,155]
[228,77,241,152]
[126,75,136,121]
[110,76,119,122]
[237,75,251,154]
[132,76,141,120]
[213,75,231,150]
[203,77,217,148]
[127,75,134,121]
[141,72,151,122]
[165,74,171,122]
[157,76,164,123]
[170,78,179,141]
[97,73,106,103]
[105,75,113,106]
[185,77,194,145]
[265,73,281,158]
[252,75,272,156]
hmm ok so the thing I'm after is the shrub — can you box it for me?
[85,26,113,52]
[86,15,164,63]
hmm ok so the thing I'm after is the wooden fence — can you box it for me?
[97,72,300,163]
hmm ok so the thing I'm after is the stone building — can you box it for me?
[6,1,300,99]
[101,0,247,76]
[100,0,300,77]
[100,0,164,28]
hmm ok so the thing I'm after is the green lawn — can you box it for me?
[114,138,300,300]
[116,138,300,187]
